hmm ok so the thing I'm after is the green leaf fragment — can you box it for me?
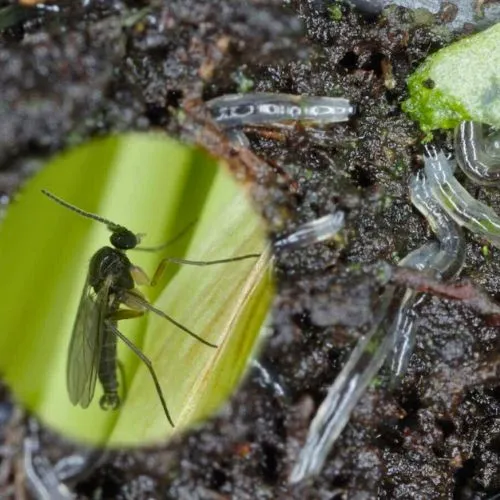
[328,3,343,22]
[0,133,273,446]
[403,22,500,134]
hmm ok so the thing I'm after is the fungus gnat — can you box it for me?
[42,189,259,427]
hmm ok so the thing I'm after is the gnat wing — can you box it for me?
[66,273,110,408]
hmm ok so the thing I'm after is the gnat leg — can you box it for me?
[149,253,261,287]
[121,289,217,348]
[105,320,174,427]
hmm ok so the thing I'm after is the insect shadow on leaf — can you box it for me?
[41,189,260,427]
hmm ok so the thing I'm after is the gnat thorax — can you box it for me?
[89,247,134,292]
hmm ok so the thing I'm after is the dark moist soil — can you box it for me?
[0,0,499,499]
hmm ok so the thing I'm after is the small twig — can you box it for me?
[390,265,500,324]
[181,97,299,222]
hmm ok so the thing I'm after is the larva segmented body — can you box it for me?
[389,168,465,382]
[207,93,355,129]
[454,121,500,186]
[209,92,496,484]
[290,155,465,483]
[207,92,353,248]
[290,122,500,482]
[425,134,500,248]
[274,212,345,251]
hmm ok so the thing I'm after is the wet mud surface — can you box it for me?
[0,0,499,498]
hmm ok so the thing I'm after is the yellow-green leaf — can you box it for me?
[0,133,273,446]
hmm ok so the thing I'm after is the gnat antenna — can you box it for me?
[41,190,123,232]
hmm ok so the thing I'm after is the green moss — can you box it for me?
[392,159,407,175]
[403,22,500,135]
[402,84,471,138]
[232,70,255,94]
[327,3,343,22]
[481,244,490,258]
